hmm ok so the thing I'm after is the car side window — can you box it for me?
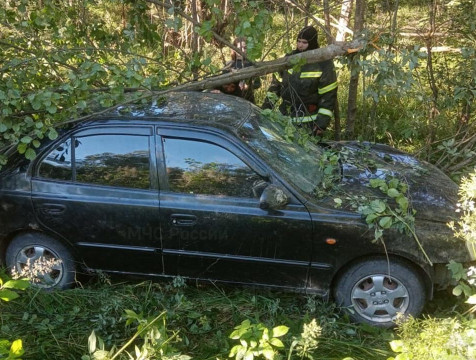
[38,134,151,189]
[163,138,261,198]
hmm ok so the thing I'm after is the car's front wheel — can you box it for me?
[333,258,426,327]
[6,233,75,290]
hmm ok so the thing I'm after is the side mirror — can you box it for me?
[259,184,289,210]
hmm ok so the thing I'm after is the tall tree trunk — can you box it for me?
[323,0,334,44]
[190,0,200,80]
[323,0,341,139]
[425,0,439,153]
[336,0,353,42]
[304,0,312,26]
[390,0,400,48]
[345,0,365,139]
[458,81,473,129]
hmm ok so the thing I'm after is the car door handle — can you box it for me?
[38,204,66,216]
[170,214,197,226]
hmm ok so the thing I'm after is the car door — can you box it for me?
[157,128,314,290]
[31,125,163,274]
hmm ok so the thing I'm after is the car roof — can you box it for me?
[90,91,256,133]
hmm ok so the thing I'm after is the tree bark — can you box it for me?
[190,0,200,80]
[345,0,365,139]
[390,0,399,47]
[336,0,353,42]
[426,0,439,151]
[323,0,334,44]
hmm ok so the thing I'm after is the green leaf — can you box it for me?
[366,213,378,224]
[25,148,36,160]
[91,349,110,359]
[17,143,27,154]
[453,285,463,296]
[3,279,30,290]
[31,99,42,110]
[0,289,19,302]
[388,178,400,189]
[47,105,57,114]
[466,295,476,304]
[77,100,87,109]
[229,344,240,357]
[124,309,138,318]
[389,340,403,352]
[20,136,32,144]
[387,188,400,198]
[370,199,386,213]
[379,216,393,229]
[269,338,284,348]
[244,350,254,360]
[88,331,97,354]
[271,325,289,337]
[48,128,58,140]
[396,196,409,212]
[261,348,274,360]
[9,339,24,358]
[229,330,239,340]
[10,339,25,359]
[447,261,466,281]
[370,178,386,190]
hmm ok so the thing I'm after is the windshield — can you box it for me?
[238,112,324,195]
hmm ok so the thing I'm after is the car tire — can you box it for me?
[333,258,426,328]
[6,233,75,290]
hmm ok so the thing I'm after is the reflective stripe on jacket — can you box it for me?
[267,56,337,128]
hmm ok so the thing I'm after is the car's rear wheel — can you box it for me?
[6,233,75,290]
[333,258,426,328]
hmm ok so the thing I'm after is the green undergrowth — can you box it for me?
[0,276,400,360]
[1,274,471,360]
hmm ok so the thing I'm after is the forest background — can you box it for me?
[1,0,476,359]
[1,0,475,178]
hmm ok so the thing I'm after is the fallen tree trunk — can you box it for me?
[168,39,364,92]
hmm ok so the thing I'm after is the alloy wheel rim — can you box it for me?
[13,245,64,288]
[350,274,410,323]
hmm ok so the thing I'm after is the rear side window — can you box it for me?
[38,134,151,189]
[38,139,73,181]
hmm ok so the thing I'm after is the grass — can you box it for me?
[2,273,468,360]
[0,274,401,360]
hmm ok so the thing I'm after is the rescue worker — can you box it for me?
[210,68,244,98]
[225,37,261,104]
[262,26,337,135]
[212,80,243,98]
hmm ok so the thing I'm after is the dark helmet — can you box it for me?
[297,26,319,51]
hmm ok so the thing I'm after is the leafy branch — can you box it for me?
[356,178,431,265]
